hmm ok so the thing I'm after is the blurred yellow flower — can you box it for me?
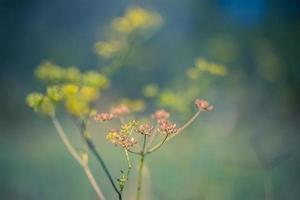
[81,71,109,89]
[35,61,64,83]
[64,67,81,83]
[95,40,124,59]
[80,86,99,101]
[65,97,89,116]
[47,86,63,102]
[119,98,146,112]
[112,6,163,34]
[62,84,79,97]
[40,97,55,115]
[26,92,44,111]
[195,57,228,76]
[142,84,159,97]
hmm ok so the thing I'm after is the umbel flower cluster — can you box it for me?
[26,61,109,117]
[91,99,213,200]
[25,6,216,200]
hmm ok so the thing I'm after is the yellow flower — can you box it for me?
[65,97,89,116]
[26,92,44,111]
[81,71,109,89]
[142,84,159,97]
[35,61,64,82]
[47,86,63,102]
[62,84,79,97]
[64,67,81,83]
[112,6,163,34]
[195,58,228,76]
[106,129,120,144]
[80,86,99,101]
[119,98,146,112]
[94,40,124,59]
[40,97,55,115]
[120,120,138,135]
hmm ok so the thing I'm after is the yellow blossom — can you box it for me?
[112,6,163,34]
[35,61,64,82]
[40,97,55,115]
[142,84,159,97]
[64,67,81,83]
[65,97,89,116]
[80,86,99,101]
[195,58,228,76]
[62,84,79,97]
[94,40,124,59]
[47,86,63,102]
[81,71,109,89]
[26,92,44,111]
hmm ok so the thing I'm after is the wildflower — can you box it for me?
[152,109,170,121]
[94,40,124,59]
[65,97,89,116]
[106,130,137,149]
[26,92,44,111]
[195,99,213,111]
[137,123,153,136]
[80,86,99,101]
[120,120,138,135]
[158,120,177,135]
[110,104,130,117]
[119,98,146,112]
[142,84,159,97]
[195,58,228,76]
[112,6,163,34]
[47,86,63,102]
[62,84,79,97]
[118,135,137,149]
[106,129,120,145]
[94,113,114,122]
[81,71,109,89]
[64,67,81,83]
[40,97,55,115]
[35,61,64,83]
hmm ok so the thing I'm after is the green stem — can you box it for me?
[121,149,132,193]
[80,121,122,200]
[146,134,169,155]
[136,154,145,200]
[136,135,147,200]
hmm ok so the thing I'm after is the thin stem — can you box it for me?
[146,134,169,155]
[127,149,142,155]
[50,115,106,200]
[79,121,122,200]
[136,135,147,200]
[120,149,132,193]
[136,154,145,200]
[166,110,201,142]
[84,167,106,200]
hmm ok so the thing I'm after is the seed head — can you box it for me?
[137,123,153,136]
[195,99,213,111]
[152,109,170,121]
[94,113,114,122]
[159,120,177,135]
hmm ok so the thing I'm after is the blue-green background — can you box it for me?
[1,0,300,199]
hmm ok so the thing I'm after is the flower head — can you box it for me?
[137,123,153,136]
[152,109,170,121]
[106,129,137,149]
[94,113,114,122]
[159,120,177,135]
[110,104,130,117]
[195,99,213,111]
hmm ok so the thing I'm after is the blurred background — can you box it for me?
[1,0,300,199]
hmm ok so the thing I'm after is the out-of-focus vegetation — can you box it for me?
[1,0,300,199]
